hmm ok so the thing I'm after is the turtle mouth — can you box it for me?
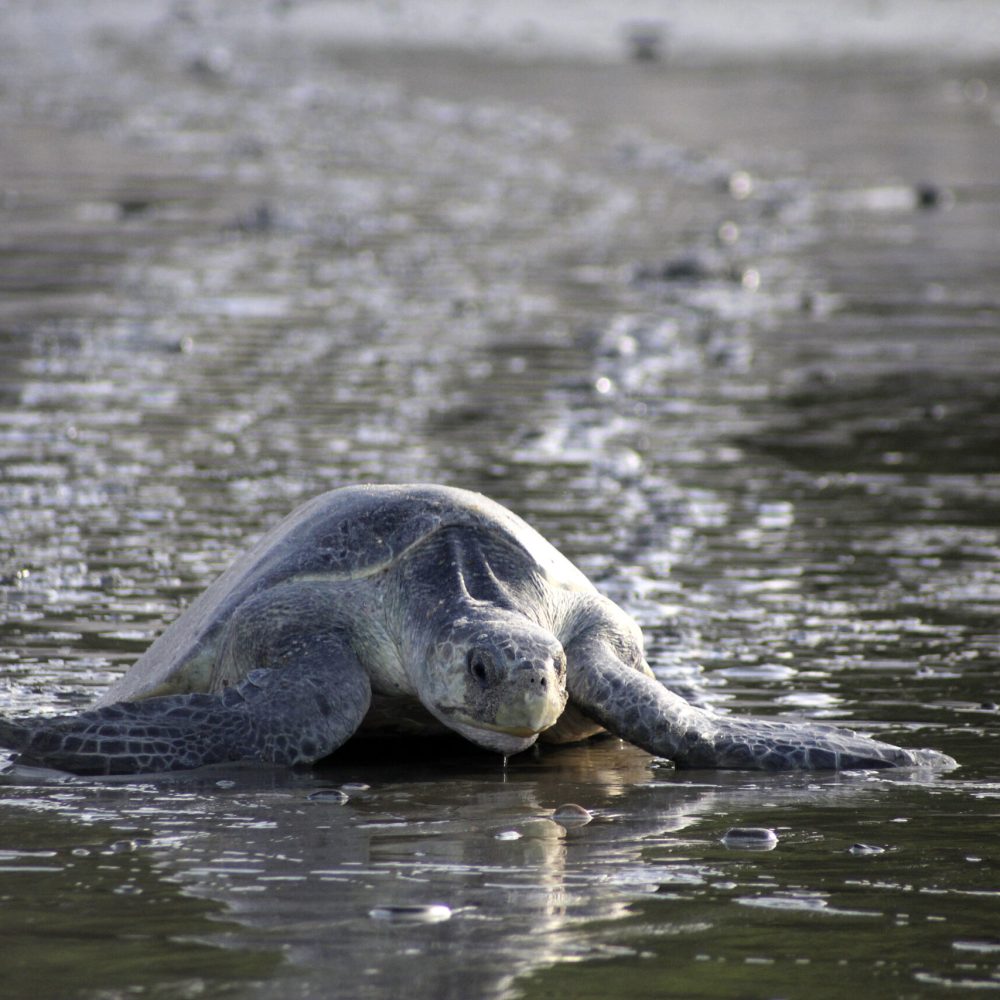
[424,705,547,755]
[445,716,541,755]
[448,693,563,742]
[483,724,538,738]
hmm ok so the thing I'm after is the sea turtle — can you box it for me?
[0,484,955,775]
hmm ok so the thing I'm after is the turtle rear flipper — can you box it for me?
[0,631,372,775]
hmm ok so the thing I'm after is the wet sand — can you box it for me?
[2,3,1000,999]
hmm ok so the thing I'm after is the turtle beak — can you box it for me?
[492,684,565,735]
[440,717,542,756]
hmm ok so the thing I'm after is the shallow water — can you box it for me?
[2,3,999,998]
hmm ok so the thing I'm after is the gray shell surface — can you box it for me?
[97,484,591,705]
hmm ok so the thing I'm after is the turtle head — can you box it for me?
[416,612,568,755]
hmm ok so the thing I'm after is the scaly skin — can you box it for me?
[565,632,957,771]
[0,629,371,775]
[0,484,958,775]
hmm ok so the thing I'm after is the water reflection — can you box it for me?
[0,802,280,998]
[3,741,970,999]
[2,2,999,998]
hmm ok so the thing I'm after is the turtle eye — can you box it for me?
[467,649,493,685]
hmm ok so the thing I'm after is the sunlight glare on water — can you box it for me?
[1,2,999,998]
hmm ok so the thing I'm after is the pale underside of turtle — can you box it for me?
[0,485,956,775]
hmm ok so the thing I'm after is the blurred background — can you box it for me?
[1,2,999,998]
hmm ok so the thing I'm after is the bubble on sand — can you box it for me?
[369,904,452,923]
[722,827,778,850]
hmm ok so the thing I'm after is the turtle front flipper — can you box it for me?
[565,633,956,771]
[670,712,957,770]
[0,627,372,775]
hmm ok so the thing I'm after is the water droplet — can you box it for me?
[552,803,593,827]
[369,904,452,923]
[718,221,740,244]
[728,170,754,199]
[308,789,349,804]
[722,827,778,851]
[848,843,886,856]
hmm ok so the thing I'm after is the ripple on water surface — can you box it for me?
[1,5,999,1000]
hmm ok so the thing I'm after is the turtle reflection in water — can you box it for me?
[0,485,956,775]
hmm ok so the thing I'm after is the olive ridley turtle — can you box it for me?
[0,485,956,774]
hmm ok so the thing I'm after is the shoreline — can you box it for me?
[6,0,1000,68]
